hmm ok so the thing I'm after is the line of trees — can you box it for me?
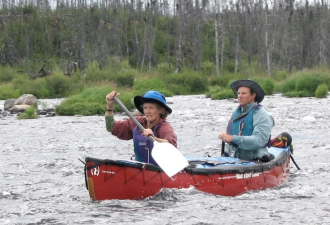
[1,0,330,77]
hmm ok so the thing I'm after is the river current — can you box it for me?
[1,94,329,224]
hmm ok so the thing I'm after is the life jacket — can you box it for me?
[225,103,260,159]
[132,122,163,166]
[226,104,259,136]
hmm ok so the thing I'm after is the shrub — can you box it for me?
[83,61,114,82]
[0,83,20,99]
[45,73,71,98]
[104,57,131,70]
[295,73,327,95]
[250,77,275,95]
[133,77,173,96]
[12,76,49,98]
[227,78,240,89]
[205,86,222,98]
[55,102,104,116]
[165,71,208,94]
[210,89,236,100]
[165,73,185,86]
[17,107,39,119]
[0,67,16,82]
[224,61,235,72]
[209,74,240,88]
[128,55,138,68]
[55,85,135,115]
[64,72,86,95]
[185,74,208,93]
[166,83,191,95]
[279,77,296,93]
[315,83,328,98]
[115,70,135,87]
[280,70,330,97]
[157,62,175,74]
[200,61,215,76]
[283,90,310,98]
[273,70,290,81]
[209,76,222,86]
[134,77,166,90]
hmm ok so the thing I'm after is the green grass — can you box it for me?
[17,107,39,119]
[55,85,135,116]
[2,62,330,115]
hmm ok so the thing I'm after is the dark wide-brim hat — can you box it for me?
[134,91,172,114]
[231,79,265,103]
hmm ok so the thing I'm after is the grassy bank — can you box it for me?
[1,61,329,115]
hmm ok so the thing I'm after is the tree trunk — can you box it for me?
[265,10,271,76]
[193,0,201,71]
[215,12,219,77]
[235,33,239,73]
[174,0,183,73]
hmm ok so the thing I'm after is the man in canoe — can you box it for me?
[105,90,177,166]
[218,80,275,162]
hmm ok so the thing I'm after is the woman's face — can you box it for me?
[143,103,163,124]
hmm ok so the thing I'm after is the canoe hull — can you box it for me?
[85,147,291,200]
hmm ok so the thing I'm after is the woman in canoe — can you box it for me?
[105,90,177,166]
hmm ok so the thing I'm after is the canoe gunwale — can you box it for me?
[85,157,162,172]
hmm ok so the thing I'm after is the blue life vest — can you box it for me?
[226,104,259,136]
[132,123,163,166]
[226,104,260,160]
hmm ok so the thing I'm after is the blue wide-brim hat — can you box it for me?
[134,91,172,114]
[231,79,265,103]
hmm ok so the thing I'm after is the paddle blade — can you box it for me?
[151,142,189,177]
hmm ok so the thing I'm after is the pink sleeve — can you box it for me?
[158,122,178,147]
[111,117,143,140]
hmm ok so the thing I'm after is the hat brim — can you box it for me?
[231,80,265,103]
[134,96,172,114]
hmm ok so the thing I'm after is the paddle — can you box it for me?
[221,141,225,156]
[290,153,301,170]
[113,96,189,177]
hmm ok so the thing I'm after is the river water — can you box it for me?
[1,94,329,225]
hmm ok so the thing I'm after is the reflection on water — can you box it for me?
[1,95,330,224]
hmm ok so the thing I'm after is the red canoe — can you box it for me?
[84,146,291,200]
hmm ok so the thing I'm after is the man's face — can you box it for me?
[237,86,256,108]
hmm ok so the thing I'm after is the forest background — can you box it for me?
[1,0,330,115]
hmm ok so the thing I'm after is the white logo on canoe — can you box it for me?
[91,167,100,176]
[102,170,115,174]
[91,166,115,176]
[219,173,260,180]
[236,173,260,179]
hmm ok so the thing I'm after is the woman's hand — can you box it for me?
[142,129,169,143]
[218,133,233,143]
[106,91,120,110]
[142,128,154,138]
[106,91,119,102]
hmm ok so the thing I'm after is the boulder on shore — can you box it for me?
[4,99,16,110]
[3,94,38,115]
[10,105,31,114]
[13,94,38,108]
